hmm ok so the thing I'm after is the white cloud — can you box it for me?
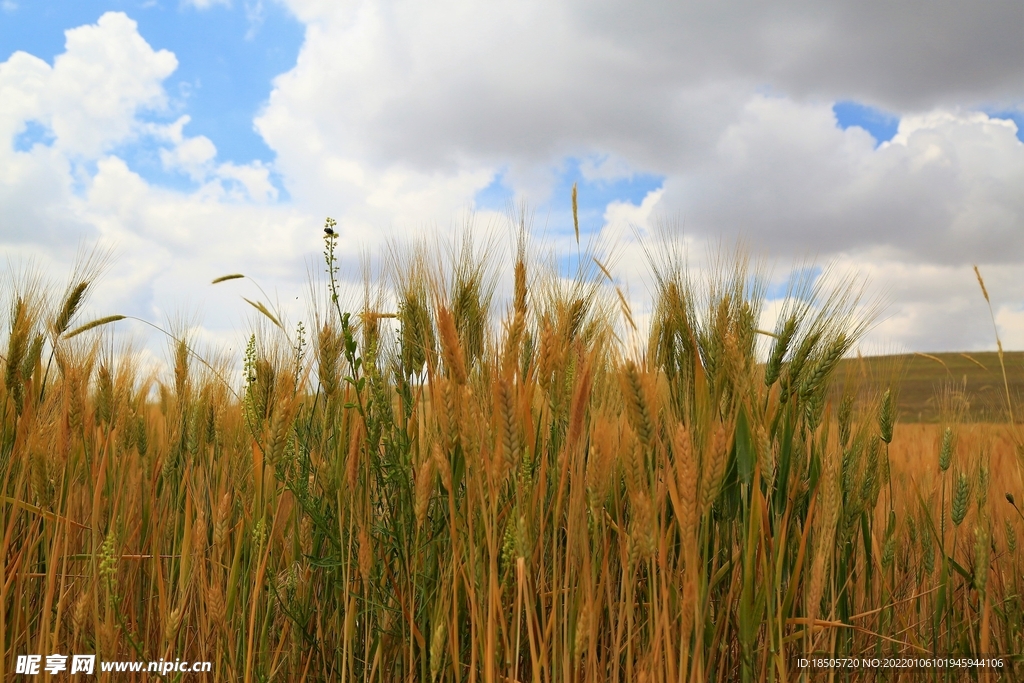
[0,12,179,258]
[48,13,175,156]
[0,11,313,354]
[5,3,1024,360]
[652,98,1024,266]
[152,115,277,201]
[1,52,55,144]
[995,306,1024,352]
[263,0,1024,189]
[156,117,218,179]
[214,161,278,203]
[600,189,664,245]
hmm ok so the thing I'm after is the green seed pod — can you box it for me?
[99,531,118,588]
[500,520,516,572]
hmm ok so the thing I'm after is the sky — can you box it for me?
[3,0,1024,366]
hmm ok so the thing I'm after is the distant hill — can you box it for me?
[835,351,1024,423]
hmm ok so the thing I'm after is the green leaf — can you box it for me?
[946,555,972,583]
[735,404,755,487]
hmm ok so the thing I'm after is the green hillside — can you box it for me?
[838,351,1024,423]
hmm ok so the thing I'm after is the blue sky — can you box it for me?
[474,159,665,236]
[833,100,1024,146]
[987,109,1024,143]
[833,101,900,146]
[3,0,1024,355]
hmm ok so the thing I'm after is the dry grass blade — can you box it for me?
[914,352,949,372]
[959,352,987,371]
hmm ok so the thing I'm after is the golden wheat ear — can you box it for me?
[243,298,284,330]
[211,273,245,284]
[973,264,1014,425]
[572,181,579,246]
[52,281,89,337]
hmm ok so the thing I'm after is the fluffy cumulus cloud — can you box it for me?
[0,12,310,359]
[256,0,1024,351]
[659,101,1024,264]
[0,12,177,248]
[2,12,177,158]
[4,2,1024,359]
[261,0,1024,175]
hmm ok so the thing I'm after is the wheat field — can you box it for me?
[2,223,1022,682]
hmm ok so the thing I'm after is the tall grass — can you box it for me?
[1,225,1022,681]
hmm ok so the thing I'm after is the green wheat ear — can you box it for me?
[64,314,126,338]
[952,473,970,527]
[243,297,283,330]
[53,281,89,335]
[879,387,895,443]
[939,427,953,471]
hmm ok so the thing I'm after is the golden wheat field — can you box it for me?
[2,227,1023,682]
